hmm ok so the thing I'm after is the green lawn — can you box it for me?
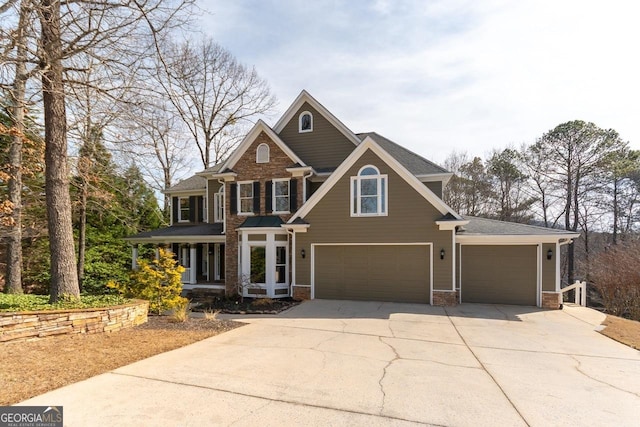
[0,294,131,312]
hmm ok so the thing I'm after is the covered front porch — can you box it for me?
[125,223,227,293]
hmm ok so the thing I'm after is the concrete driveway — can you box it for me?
[20,301,640,426]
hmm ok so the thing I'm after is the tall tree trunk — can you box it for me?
[40,0,80,301]
[5,0,30,294]
[77,185,87,291]
[612,179,619,245]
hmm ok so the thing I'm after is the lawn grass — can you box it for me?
[0,293,131,312]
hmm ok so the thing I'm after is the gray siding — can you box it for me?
[278,102,356,169]
[296,149,453,292]
[461,245,537,305]
[542,243,556,291]
[425,181,443,199]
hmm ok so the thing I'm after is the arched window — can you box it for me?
[299,111,313,133]
[350,165,387,216]
[256,143,270,163]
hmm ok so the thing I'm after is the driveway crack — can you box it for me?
[444,307,531,427]
[378,336,400,415]
[570,355,640,397]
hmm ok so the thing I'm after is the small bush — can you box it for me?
[204,309,221,320]
[108,248,187,315]
[590,242,640,321]
[171,299,190,323]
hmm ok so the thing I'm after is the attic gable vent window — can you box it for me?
[299,111,313,133]
[256,143,270,163]
[351,165,387,216]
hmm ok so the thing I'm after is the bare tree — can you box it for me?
[528,121,627,283]
[119,91,193,212]
[2,0,31,293]
[156,37,276,168]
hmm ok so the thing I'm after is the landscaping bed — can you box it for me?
[192,296,300,314]
[1,315,244,405]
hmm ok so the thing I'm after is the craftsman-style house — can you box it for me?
[126,91,579,307]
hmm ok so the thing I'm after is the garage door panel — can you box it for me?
[461,245,537,305]
[315,245,430,303]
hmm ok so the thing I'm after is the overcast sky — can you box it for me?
[197,0,640,165]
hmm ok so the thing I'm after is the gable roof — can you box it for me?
[357,132,450,177]
[273,90,361,146]
[212,119,306,174]
[289,136,462,222]
[165,175,206,193]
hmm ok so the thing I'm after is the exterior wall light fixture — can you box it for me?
[301,249,306,259]
[440,249,445,260]
[547,249,553,260]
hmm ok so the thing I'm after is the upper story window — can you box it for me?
[351,165,387,216]
[256,143,270,163]
[214,186,224,223]
[238,182,254,214]
[178,197,190,222]
[273,179,290,213]
[202,195,208,223]
[299,111,313,133]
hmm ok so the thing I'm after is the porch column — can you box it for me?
[131,244,139,270]
[190,244,197,284]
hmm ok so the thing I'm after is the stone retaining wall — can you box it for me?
[0,300,149,343]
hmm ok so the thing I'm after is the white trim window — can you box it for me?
[214,186,224,223]
[273,179,290,213]
[256,143,270,163]
[238,182,254,215]
[178,197,190,222]
[351,165,387,216]
[299,111,313,133]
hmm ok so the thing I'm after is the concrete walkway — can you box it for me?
[19,301,640,426]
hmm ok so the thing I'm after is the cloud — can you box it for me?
[198,0,640,163]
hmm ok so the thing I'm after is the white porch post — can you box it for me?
[190,244,197,284]
[131,244,139,270]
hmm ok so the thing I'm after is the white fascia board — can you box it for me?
[272,90,361,145]
[195,170,237,179]
[220,120,306,171]
[163,189,206,196]
[417,172,454,186]
[456,234,579,244]
[435,220,469,231]
[281,223,310,232]
[289,136,462,223]
[285,166,314,177]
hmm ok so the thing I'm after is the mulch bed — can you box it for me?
[192,297,300,314]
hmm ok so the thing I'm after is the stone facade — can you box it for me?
[432,290,458,306]
[542,291,562,309]
[292,286,311,300]
[224,131,303,295]
[0,300,149,343]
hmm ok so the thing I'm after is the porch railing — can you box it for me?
[181,268,191,284]
[561,281,587,306]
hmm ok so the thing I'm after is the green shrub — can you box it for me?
[0,294,130,312]
[108,248,186,315]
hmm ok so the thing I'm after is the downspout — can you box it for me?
[218,179,226,234]
[302,170,313,203]
[286,228,295,298]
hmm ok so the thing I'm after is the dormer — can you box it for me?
[165,175,207,225]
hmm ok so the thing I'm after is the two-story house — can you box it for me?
[126,90,579,308]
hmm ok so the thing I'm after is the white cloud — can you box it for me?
[198,0,640,164]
